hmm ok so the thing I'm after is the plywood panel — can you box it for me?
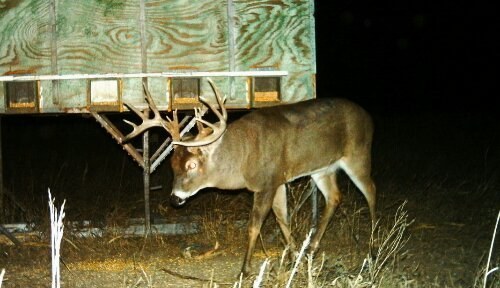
[56,0,142,74]
[145,0,229,72]
[233,0,314,69]
[0,0,52,75]
[233,0,315,101]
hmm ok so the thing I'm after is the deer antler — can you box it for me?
[174,78,227,147]
[121,78,227,147]
[121,82,180,143]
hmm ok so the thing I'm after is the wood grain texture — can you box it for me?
[234,0,314,69]
[0,0,316,112]
[54,0,143,110]
[233,0,316,100]
[56,0,142,74]
[0,0,52,75]
[145,0,229,72]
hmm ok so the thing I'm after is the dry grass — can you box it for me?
[473,211,500,288]
[211,201,413,288]
[2,172,497,287]
[1,185,497,287]
[288,179,316,237]
[366,201,413,283]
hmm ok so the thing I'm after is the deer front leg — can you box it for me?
[241,191,274,276]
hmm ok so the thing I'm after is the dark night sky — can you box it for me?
[314,1,496,114]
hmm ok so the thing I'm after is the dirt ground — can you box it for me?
[0,112,499,287]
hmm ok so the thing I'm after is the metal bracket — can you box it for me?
[0,224,21,246]
[91,112,146,168]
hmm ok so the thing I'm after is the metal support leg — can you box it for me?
[310,181,318,233]
[142,130,151,234]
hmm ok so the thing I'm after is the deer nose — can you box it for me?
[170,194,186,207]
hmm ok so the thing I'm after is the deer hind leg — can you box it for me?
[340,157,377,225]
[310,171,342,253]
[272,184,296,252]
[241,191,274,276]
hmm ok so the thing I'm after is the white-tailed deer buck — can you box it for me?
[124,79,376,276]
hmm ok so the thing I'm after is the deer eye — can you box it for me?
[186,161,197,171]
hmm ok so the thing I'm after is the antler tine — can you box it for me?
[194,107,204,133]
[165,109,181,141]
[172,78,227,147]
[123,101,148,121]
[121,83,181,143]
[143,82,182,139]
[142,82,162,119]
[121,101,156,142]
[205,78,227,121]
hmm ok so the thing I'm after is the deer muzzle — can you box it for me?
[170,194,186,207]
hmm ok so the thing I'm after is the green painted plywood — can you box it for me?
[56,0,142,74]
[0,0,52,75]
[54,0,143,108]
[233,0,316,102]
[145,0,229,72]
[0,0,316,113]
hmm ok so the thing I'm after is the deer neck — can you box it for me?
[204,130,247,190]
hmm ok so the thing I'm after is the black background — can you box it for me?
[314,0,496,114]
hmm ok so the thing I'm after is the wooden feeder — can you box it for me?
[0,0,317,234]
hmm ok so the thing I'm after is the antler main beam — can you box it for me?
[121,83,180,143]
